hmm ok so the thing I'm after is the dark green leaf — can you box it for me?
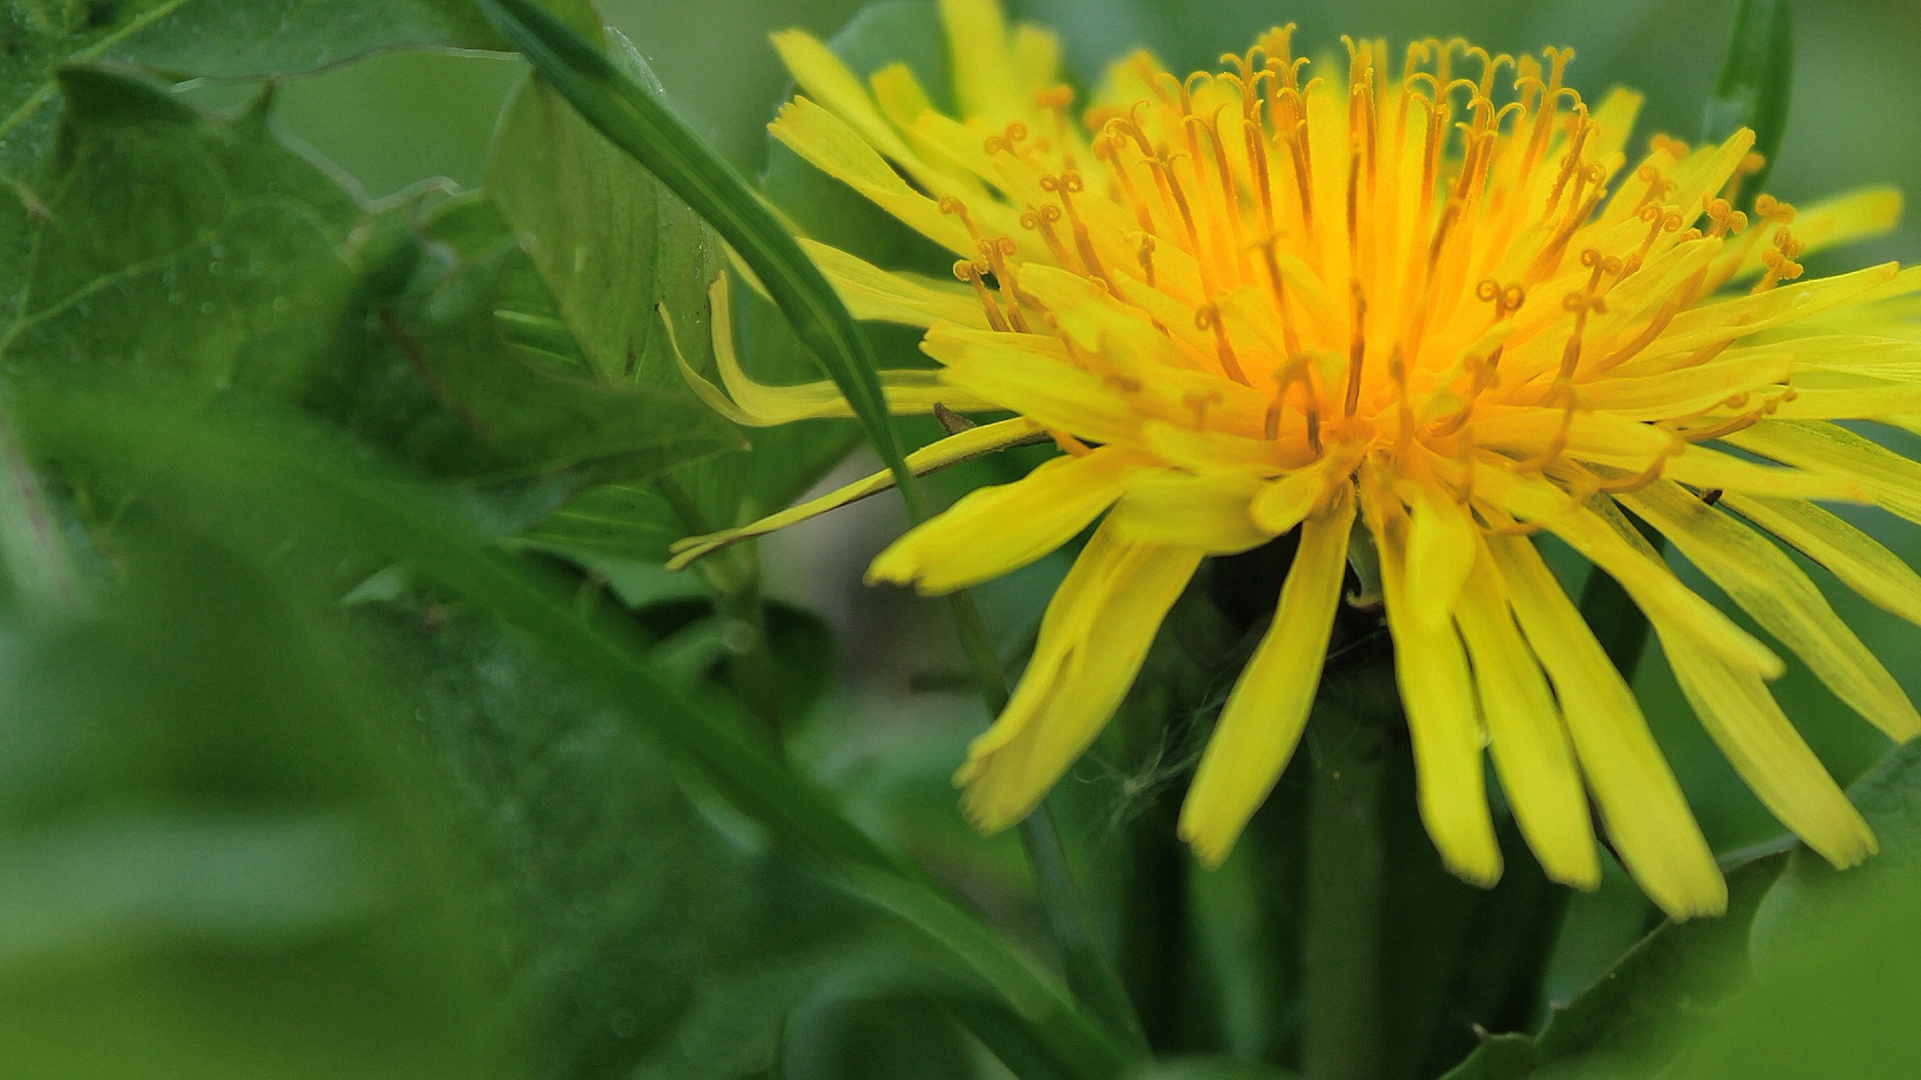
[1435,854,1788,1080]
[1701,0,1793,208]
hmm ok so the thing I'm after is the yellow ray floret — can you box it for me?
[674,0,1921,919]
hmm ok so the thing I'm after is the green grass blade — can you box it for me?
[469,0,927,519]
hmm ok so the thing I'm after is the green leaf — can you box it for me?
[5,67,736,501]
[1120,1061,1299,1080]
[1701,0,1793,208]
[0,521,503,1079]
[364,596,923,1080]
[15,385,1134,1080]
[1748,737,1921,969]
[487,48,718,387]
[470,0,931,523]
[0,0,602,184]
[303,190,742,489]
[1435,853,1788,1080]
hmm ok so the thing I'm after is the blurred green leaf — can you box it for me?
[1120,1060,1299,1080]
[0,524,502,1080]
[364,596,932,1080]
[15,385,1134,1080]
[1701,0,1793,208]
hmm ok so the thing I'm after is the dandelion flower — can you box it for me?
[668,0,1921,918]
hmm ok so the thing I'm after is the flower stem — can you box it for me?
[1300,684,1390,1080]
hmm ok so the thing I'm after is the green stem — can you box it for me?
[657,474,786,735]
[1300,689,1390,1080]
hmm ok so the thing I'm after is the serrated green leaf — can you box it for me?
[4,68,362,391]
[1701,0,1793,209]
[0,0,602,185]
[5,68,736,497]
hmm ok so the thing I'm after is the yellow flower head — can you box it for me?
[673,0,1921,919]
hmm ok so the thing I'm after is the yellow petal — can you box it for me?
[771,30,915,164]
[1471,468,1781,678]
[1576,354,1794,418]
[1362,466,1502,887]
[666,417,1042,570]
[1619,481,1921,741]
[1486,532,1725,919]
[1651,262,1902,356]
[801,238,988,329]
[1404,479,1477,629]
[1659,444,1867,502]
[1732,187,1904,279]
[1720,492,1921,629]
[1767,384,1921,420]
[938,0,1023,123]
[1179,482,1355,866]
[924,324,1143,446]
[1652,625,1876,868]
[1724,419,1921,525]
[1105,470,1273,554]
[663,275,995,426]
[869,445,1147,593]
[957,521,1202,831]
[769,97,973,255]
[1454,543,1600,889]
